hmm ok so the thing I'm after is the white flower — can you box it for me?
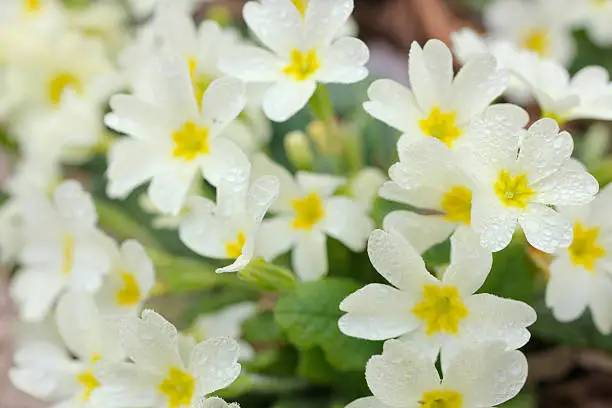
[253,154,374,281]
[179,175,279,273]
[96,240,156,315]
[573,0,612,46]
[518,58,612,124]
[483,0,576,65]
[105,51,250,215]
[467,118,599,253]
[192,397,240,408]
[220,0,369,122]
[93,310,241,408]
[339,228,536,364]
[347,340,527,408]
[190,302,257,361]
[10,291,124,407]
[127,0,197,19]
[546,183,612,334]
[9,180,115,321]
[3,30,122,164]
[364,39,507,150]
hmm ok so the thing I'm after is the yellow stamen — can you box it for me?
[419,107,462,148]
[283,49,319,81]
[116,271,141,306]
[419,389,463,408]
[62,235,75,275]
[24,0,41,13]
[158,367,195,408]
[412,285,469,335]
[568,222,606,272]
[292,192,325,230]
[172,121,210,161]
[521,28,550,56]
[541,110,567,127]
[494,170,534,209]
[441,186,472,225]
[291,0,308,17]
[49,72,82,106]
[225,231,247,259]
[77,354,101,402]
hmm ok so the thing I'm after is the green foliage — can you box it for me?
[274,278,382,372]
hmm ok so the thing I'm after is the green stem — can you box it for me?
[309,84,335,123]
[238,257,296,292]
[95,199,162,249]
[247,374,309,394]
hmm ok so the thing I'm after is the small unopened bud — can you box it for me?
[206,5,232,27]
[238,258,296,292]
[284,131,314,170]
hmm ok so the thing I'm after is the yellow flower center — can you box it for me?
[494,170,534,209]
[62,234,75,275]
[412,285,469,335]
[292,192,325,230]
[521,28,550,56]
[49,72,82,106]
[158,367,195,408]
[291,0,308,17]
[441,186,472,225]
[77,354,101,402]
[568,222,606,272]
[187,57,213,111]
[541,110,567,127]
[283,49,320,81]
[24,0,41,13]
[172,121,210,161]
[116,271,141,306]
[419,107,462,148]
[419,390,463,408]
[225,231,247,259]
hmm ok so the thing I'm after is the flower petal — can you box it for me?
[408,39,453,112]
[316,37,369,84]
[363,79,421,134]
[518,204,573,253]
[443,227,492,295]
[382,211,455,255]
[323,196,374,251]
[262,79,316,122]
[292,230,328,281]
[189,337,241,396]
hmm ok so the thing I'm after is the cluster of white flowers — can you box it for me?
[1,0,612,407]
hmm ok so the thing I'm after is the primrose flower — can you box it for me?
[179,175,279,273]
[364,40,507,150]
[10,180,115,321]
[483,0,576,65]
[105,51,250,215]
[10,291,124,407]
[253,154,374,281]
[192,397,240,408]
[220,0,369,122]
[96,240,156,315]
[93,310,241,408]
[546,183,612,334]
[347,340,527,408]
[339,228,536,364]
[467,118,599,253]
[190,302,257,361]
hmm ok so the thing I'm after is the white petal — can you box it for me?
[589,274,612,335]
[408,40,453,112]
[470,194,517,252]
[391,138,455,189]
[192,397,240,408]
[518,204,573,253]
[262,79,316,122]
[442,227,492,295]
[292,230,328,281]
[363,79,421,134]
[10,268,65,322]
[323,196,373,251]
[251,153,301,212]
[533,165,599,206]
[255,217,296,260]
[119,240,156,303]
[189,337,241,396]
[53,181,98,227]
[105,95,172,140]
[339,283,418,340]
[378,181,443,210]
[55,291,102,360]
[92,361,161,407]
[147,164,196,216]
[246,175,280,223]
[243,0,301,55]
[365,340,439,407]
[443,343,527,407]
[345,397,394,408]
[201,77,246,136]
[382,211,455,255]
[305,0,353,47]
[367,229,434,294]
[219,45,281,82]
[451,54,507,123]
[546,256,590,322]
[201,138,251,188]
[295,172,345,197]
[316,37,368,84]
[179,199,233,260]
[68,230,114,292]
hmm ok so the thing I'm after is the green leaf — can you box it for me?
[499,392,536,408]
[297,348,336,384]
[274,278,382,371]
[243,311,287,344]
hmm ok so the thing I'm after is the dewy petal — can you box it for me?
[339,283,419,340]
[251,153,302,213]
[242,0,301,55]
[55,291,103,361]
[189,337,241,396]
[69,230,115,292]
[219,45,281,82]
[408,40,453,112]
[192,397,240,408]
[200,78,246,137]
[292,230,328,281]
[363,79,422,135]
[517,119,573,182]
[201,138,251,188]
[105,94,172,140]
[588,274,612,335]
[392,137,456,189]
[147,164,196,216]
[470,194,517,252]
[378,181,444,210]
[382,211,455,255]
[10,268,65,322]
[367,229,434,293]
[442,227,492,296]
[52,180,98,227]
[316,37,369,84]
[119,240,156,304]
[443,343,527,407]
[246,175,280,225]
[345,396,395,408]
[255,217,297,261]
[262,79,316,122]
[546,256,590,322]
[92,361,161,408]
[365,340,440,407]
[178,203,229,259]
[532,165,599,206]
[450,54,507,123]
[295,172,345,198]
[304,0,353,47]
[323,196,373,252]
[518,204,573,254]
